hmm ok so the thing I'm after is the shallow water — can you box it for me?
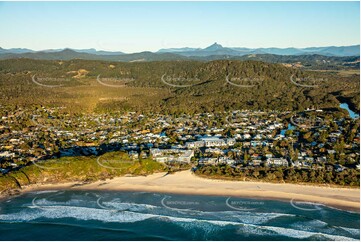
[0,190,359,240]
[340,103,359,119]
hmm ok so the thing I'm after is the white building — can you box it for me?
[186,141,204,149]
[151,148,194,163]
[265,158,288,167]
[200,137,226,147]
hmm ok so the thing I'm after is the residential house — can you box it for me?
[265,158,288,167]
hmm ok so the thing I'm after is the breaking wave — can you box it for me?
[0,196,358,241]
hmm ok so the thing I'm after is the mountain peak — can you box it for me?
[61,48,78,53]
[204,42,224,51]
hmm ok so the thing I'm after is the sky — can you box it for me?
[0,1,359,53]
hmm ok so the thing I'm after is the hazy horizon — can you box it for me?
[1,42,360,54]
[0,1,360,53]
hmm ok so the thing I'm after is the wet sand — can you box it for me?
[17,170,360,212]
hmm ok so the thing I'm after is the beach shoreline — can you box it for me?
[5,170,360,212]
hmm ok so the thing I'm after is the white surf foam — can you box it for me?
[0,203,357,241]
[336,226,360,237]
[1,206,156,223]
[1,197,358,241]
[28,190,60,195]
[29,197,301,226]
[238,223,357,241]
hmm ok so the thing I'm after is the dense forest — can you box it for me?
[0,59,359,114]
[195,165,360,187]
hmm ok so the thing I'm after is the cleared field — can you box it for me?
[310,69,360,77]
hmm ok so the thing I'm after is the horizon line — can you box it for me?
[1,42,360,54]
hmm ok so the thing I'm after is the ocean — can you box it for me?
[0,190,359,241]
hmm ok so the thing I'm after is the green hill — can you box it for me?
[0,59,359,114]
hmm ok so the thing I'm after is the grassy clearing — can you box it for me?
[0,151,166,195]
[311,69,360,77]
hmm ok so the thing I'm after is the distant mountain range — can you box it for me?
[158,42,360,57]
[0,43,359,66]
[1,43,359,57]
[0,47,124,56]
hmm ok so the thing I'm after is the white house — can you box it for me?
[265,158,288,167]
[200,137,226,147]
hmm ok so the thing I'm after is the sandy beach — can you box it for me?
[20,170,360,212]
